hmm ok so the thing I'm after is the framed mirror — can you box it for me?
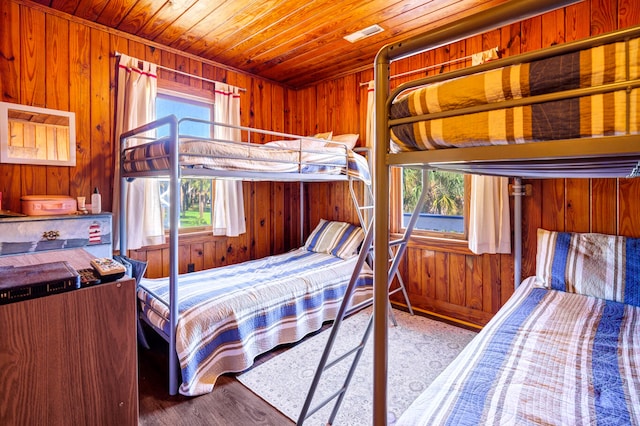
[0,102,76,166]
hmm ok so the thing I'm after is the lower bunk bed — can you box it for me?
[397,229,640,425]
[137,219,373,396]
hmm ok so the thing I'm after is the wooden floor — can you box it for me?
[138,325,321,426]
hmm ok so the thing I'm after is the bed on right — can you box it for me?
[397,229,640,424]
[371,0,640,424]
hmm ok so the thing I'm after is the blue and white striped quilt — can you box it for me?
[138,248,373,396]
[398,277,640,425]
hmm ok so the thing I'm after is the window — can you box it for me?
[156,88,214,232]
[398,167,468,237]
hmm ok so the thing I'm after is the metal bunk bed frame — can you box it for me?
[369,0,640,424]
[118,115,407,396]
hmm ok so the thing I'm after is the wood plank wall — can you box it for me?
[2,0,639,326]
[295,0,640,326]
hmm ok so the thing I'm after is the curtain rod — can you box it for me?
[114,51,247,92]
[360,47,498,86]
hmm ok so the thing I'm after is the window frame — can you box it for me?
[390,166,471,252]
[156,80,216,235]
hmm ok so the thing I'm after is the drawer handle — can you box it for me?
[42,230,60,241]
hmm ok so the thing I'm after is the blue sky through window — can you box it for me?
[156,95,211,138]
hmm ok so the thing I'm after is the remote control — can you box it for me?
[77,268,100,286]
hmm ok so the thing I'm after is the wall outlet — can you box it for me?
[187,263,195,273]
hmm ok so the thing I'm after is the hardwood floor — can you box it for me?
[138,325,317,426]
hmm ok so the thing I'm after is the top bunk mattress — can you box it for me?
[390,34,640,153]
[121,137,371,184]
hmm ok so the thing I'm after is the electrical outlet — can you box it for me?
[187,263,195,273]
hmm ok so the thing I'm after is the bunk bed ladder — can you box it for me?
[349,177,414,324]
[297,170,428,425]
[351,148,414,321]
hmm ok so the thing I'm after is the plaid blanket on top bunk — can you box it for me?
[390,36,640,151]
[138,248,373,396]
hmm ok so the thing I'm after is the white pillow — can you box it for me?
[328,133,359,149]
[311,131,333,140]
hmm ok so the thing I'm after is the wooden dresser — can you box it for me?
[0,249,138,426]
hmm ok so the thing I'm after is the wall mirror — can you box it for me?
[0,101,76,166]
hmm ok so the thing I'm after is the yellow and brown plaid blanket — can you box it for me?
[390,37,640,151]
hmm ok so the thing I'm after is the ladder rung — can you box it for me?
[304,386,348,420]
[390,239,405,246]
[325,341,365,370]
[345,298,373,316]
[389,287,404,296]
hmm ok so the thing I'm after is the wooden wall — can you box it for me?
[295,0,640,326]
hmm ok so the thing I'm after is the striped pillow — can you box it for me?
[305,219,365,259]
[536,228,640,306]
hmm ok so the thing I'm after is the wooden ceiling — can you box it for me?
[33,0,510,88]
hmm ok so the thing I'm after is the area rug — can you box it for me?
[237,308,477,425]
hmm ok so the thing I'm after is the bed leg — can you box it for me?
[137,317,151,350]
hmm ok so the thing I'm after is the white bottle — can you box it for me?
[91,187,102,214]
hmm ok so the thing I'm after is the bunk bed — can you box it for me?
[371,0,640,424]
[118,117,373,396]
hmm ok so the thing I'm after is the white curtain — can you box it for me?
[363,80,375,226]
[467,51,511,255]
[213,83,246,237]
[468,176,511,254]
[365,80,375,149]
[113,54,165,251]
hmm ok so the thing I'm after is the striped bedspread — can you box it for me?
[390,36,640,151]
[122,137,371,184]
[138,248,373,396]
[397,277,640,425]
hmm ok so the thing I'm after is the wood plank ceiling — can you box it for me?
[32,0,509,88]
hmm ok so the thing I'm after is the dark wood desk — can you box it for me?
[0,250,138,426]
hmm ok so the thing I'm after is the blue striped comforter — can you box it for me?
[398,277,640,425]
[138,248,373,396]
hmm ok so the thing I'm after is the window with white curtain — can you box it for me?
[156,88,215,232]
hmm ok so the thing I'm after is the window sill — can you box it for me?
[130,230,228,252]
[393,232,474,255]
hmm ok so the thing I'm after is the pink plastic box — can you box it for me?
[21,195,77,216]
